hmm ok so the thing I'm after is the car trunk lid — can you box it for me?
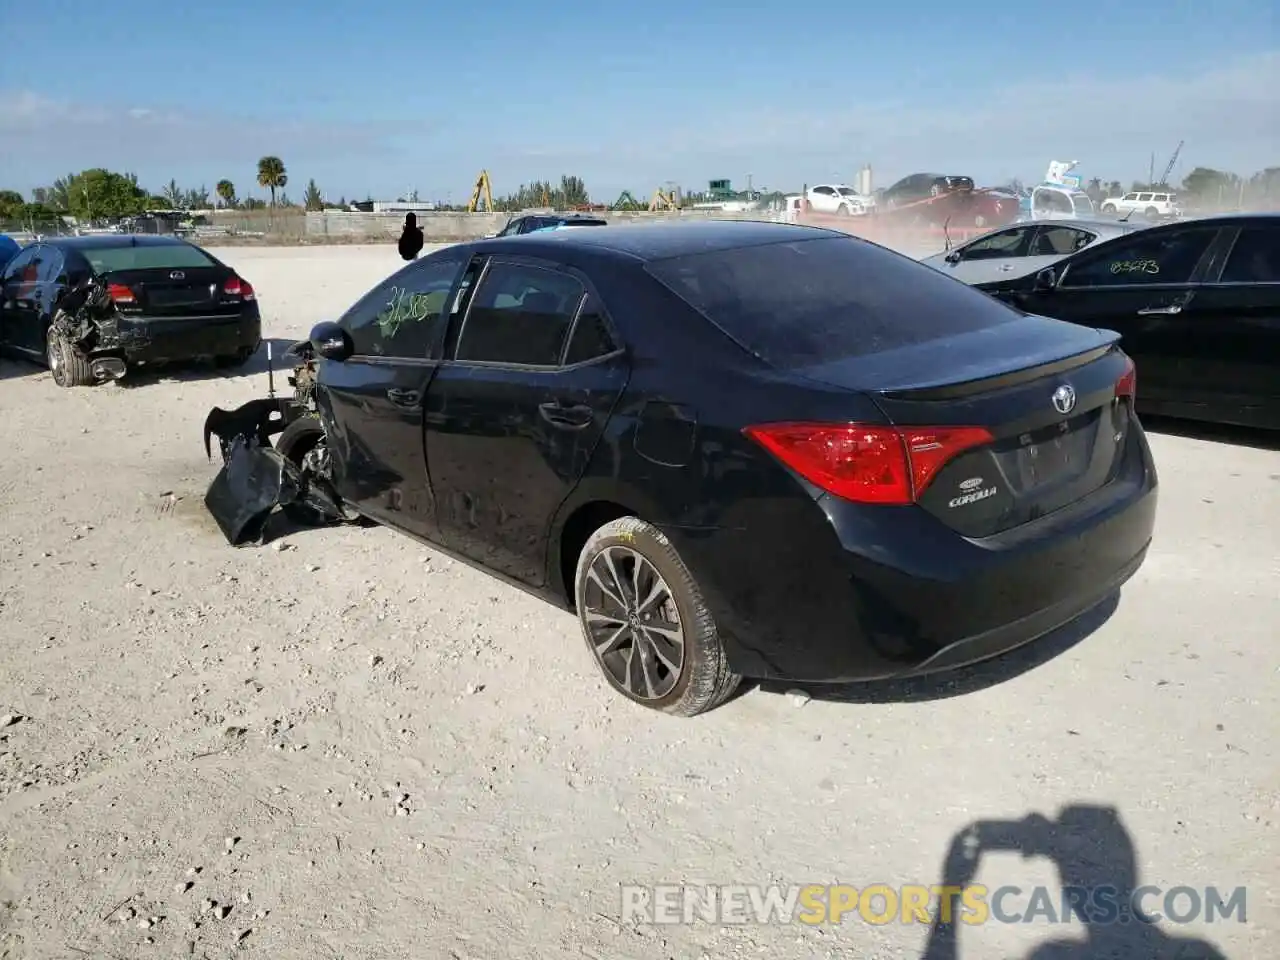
[794,315,1136,537]
[105,266,242,318]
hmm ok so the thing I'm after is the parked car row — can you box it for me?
[5,216,1274,719]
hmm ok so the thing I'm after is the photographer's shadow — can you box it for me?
[921,805,1231,960]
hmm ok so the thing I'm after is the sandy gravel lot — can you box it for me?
[1,244,1276,960]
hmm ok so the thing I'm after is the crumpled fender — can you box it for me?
[203,397,298,462]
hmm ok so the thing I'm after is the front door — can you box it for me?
[946,224,1036,284]
[425,256,628,586]
[0,245,44,356]
[316,250,468,539]
[1014,223,1224,407]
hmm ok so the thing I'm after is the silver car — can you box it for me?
[920,218,1147,285]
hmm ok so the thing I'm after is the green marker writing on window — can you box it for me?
[377,285,442,339]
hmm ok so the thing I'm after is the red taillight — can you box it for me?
[106,282,135,304]
[223,276,255,300]
[743,422,994,506]
[1115,357,1136,401]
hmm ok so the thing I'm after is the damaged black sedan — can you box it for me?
[0,235,261,386]
[203,222,1156,717]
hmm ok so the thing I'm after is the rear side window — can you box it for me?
[456,262,585,365]
[1219,227,1280,283]
[644,236,1019,368]
[83,243,216,273]
[564,294,619,364]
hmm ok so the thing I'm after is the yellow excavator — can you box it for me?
[467,170,495,212]
[648,188,679,212]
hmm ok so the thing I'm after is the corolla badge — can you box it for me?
[1052,384,1077,415]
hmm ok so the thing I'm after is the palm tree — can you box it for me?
[216,179,236,208]
[256,156,287,209]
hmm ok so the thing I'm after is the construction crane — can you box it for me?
[467,170,495,213]
[1158,141,1184,189]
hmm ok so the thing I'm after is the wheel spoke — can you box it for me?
[635,575,669,615]
[586,564,626,613]
[642,628,682,674]
[637,641,661,698]
[594,624,629,657]
[642,617,682,640]
[602,549,632,605]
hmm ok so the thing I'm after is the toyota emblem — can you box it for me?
[1052,384,1077,415]
[169,270,185,280]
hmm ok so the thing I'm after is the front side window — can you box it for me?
[961,227,1035,260]
[342,254,464,357]
[455,262,585,366]
[1060,228,1218,288]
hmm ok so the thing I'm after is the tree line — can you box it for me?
[0,157,339,227]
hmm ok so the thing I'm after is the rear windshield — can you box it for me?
[83,243,216,273]
[645,236,1020,367]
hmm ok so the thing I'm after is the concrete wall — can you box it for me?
[305,208,775,241]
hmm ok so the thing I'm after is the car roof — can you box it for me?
[469,219,840,262]
[41,234,195,250]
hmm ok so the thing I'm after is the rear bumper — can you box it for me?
[664,430,1158,683]
[97,309,261,364]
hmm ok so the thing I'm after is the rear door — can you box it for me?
[318,249,469,538]
[425,256,628,586]
[31,245,68,346]
[1011,223,1224,406]
[1168,223,1280,426]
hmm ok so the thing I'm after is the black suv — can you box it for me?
[494,214,609,237]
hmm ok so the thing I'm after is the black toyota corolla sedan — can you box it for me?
[0,234,261,386]
[204,220,1158,717]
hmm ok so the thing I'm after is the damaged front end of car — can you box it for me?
[202,339,351,546]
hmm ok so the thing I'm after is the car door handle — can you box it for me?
[386,388,421,407]
[1136,304,1182,316]
[538,400,593,429]
[999,263,1015,271]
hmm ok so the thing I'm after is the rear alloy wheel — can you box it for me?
[1144,206,1160,220]
[46,326,94,388]
[1101,203,1118,214]
[575,517,741,716]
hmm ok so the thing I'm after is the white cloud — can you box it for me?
[495,49,1280,191]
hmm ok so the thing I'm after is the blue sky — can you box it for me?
[0,0,1276,203]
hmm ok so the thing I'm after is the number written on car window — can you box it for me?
[1061,228,1217,288]
[343,255,464,358]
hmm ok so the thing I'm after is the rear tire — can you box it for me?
[1144,206,1160,220]
[1101,203,1117,214]
[215,344,257,369]
[275,415,344,527]
[574,517,741,717]
[46,327,94,388]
